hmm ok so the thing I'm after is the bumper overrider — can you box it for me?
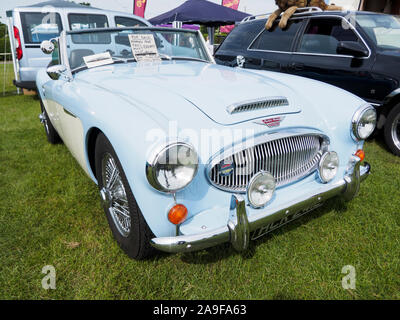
[150,157,371,253]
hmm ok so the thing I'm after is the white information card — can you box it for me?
[128,34,161,62]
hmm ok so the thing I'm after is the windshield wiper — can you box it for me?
[111,57,137,63]
[159,53,172,60]
[169,56,209,63]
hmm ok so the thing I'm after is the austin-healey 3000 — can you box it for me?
[36,27,375,259]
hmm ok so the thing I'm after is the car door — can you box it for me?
[41,40,88,174]
[245,18,305,72]
[289,16,375,101]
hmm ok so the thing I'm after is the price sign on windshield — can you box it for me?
[129,34,161,62]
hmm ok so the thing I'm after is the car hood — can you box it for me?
[76,61,303,125]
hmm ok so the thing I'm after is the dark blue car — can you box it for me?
[215,9,400,156]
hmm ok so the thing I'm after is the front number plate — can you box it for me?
[251,202,324,240]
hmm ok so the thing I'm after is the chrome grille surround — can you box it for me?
[206,130,329,193]
[226,96,289,115]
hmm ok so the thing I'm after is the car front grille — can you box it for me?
[208,134,324,192]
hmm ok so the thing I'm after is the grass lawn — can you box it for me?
[0,64,399,300]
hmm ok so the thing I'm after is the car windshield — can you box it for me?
[357,14,400,50]
[65,27,210,71]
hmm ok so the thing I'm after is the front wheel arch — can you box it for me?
[379,91,400,129]
[86,127,103,182]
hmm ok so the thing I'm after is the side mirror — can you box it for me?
[41,40,55,55]
[47,65,67,80]
[337,41,369,58]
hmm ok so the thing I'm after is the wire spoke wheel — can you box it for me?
[100,153,131,237]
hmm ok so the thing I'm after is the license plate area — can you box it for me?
[251,202,324,240]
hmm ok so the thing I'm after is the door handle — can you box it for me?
[291,62,304,71]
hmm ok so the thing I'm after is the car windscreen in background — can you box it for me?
[69,14,110,44]
[115,16,147,27]
[250,19,303,52]
[217,20,265,52]
[20,12,63,44]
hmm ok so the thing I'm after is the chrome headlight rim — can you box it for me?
[351,104,377,141]
[146,141,199,194]
[246,171,276,209]
[318,151,339,184]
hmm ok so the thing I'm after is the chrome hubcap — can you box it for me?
[391,113,400,150]
[101,153,131,237]
[39,112,49,133]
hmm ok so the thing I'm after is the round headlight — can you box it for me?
[352,105,377,141]
[247,171,276,209]
[146,142,198,193]
[318,151,339,183]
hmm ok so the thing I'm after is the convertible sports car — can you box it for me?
[36,27,375,259]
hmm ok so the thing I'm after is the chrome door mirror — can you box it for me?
[41,40,55,55]
[47,65,67,80]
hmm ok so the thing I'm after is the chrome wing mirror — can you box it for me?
[46,65,68,81]
[40,40,55,55]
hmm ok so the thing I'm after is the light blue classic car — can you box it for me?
[36,27,376,259]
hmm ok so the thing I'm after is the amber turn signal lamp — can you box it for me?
[168,204,188,225]
[355,149,365,162]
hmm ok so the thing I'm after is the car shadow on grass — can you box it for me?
[180,197,350,265]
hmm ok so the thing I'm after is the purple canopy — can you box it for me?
[149,0,250,27]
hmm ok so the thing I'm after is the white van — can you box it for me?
[6,0,150,90]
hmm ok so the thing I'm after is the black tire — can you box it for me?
[95,132,155,259]
[384,103,400,156]
[39,99,61,144]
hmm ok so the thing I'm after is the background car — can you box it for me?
[214,8,400,156]
[36,27,373,260]
[6,0,150,91]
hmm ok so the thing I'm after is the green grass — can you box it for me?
[0,67,399,300]
[0,63,18,96]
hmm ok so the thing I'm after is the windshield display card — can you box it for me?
[129,34,161,62]
[83,52,114,69]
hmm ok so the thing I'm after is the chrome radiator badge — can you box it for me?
[254,116,285,128]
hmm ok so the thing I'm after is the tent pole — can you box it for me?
[207,27,215,45]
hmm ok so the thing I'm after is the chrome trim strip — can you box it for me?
[151,161,370,253]
[247,15,371,60]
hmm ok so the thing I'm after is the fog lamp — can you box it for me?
[247,171,276,209]
[318,151,339,183]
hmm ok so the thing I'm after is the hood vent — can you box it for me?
[226,97,289,115]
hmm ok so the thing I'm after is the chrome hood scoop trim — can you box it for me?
[226,97,289,115]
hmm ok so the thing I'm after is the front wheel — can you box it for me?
[384,103,400,156]
[95,133,155,259]
[39,99,61,144]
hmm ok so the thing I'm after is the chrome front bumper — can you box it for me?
[151,158,371,254]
